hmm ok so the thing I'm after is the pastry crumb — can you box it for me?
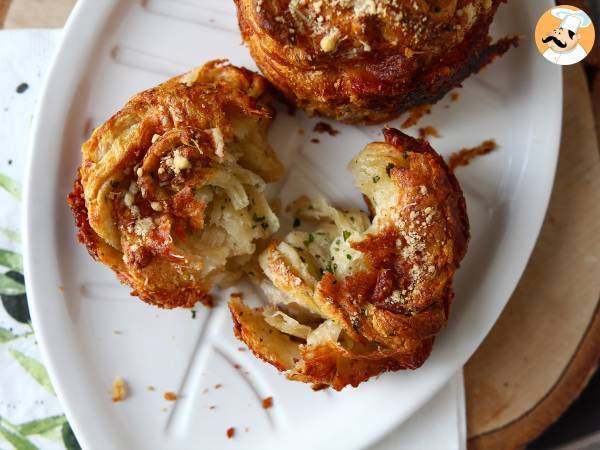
[112,377,128,402]
[448,139,497,171]
[163,391,178,401]
[214,384,222,390]
[313,122,339,136]
[401,104,432,129]
[418,126,440,140]
[262,396,273,409]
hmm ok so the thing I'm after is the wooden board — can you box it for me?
[1,0,75,29]
[2,2,599,449]
[465,63,600,448]
[0,0,10,27]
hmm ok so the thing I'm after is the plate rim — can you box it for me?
[22,1,561,449]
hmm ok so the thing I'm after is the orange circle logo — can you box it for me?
[535,5,595,65]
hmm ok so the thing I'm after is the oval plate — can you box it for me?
[24,1,560,449]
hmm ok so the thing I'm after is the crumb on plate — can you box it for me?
[418,126,441,140]
[401,104,432,129]
[112,377,127,402]
[448,139,497,172]
[313,122,339,136]
[164,391,178,401]
[262,396,273,409]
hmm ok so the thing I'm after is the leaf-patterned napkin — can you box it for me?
[0,29,80,450]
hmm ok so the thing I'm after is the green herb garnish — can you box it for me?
[386,163,395,176]
[303,233,314,247]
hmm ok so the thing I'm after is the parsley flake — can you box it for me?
[303,234,314,247]
[386,163,395,176]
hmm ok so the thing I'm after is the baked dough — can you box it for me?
[230,128,469,390]
[234,0,517,124]
[68,61,284,308]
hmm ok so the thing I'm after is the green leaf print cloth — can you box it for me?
[0,30,81,450]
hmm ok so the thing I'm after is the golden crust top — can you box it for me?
[230,128,469,390]
[68,61,284,308]
[247,0,491,60]
[235,0,517,123]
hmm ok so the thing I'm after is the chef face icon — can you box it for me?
[535,6,595,66]
[542,27,580,53]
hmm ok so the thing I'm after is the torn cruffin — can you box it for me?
[68,61,284,309]
[230,128,469,390]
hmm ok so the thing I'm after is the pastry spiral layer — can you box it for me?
[68,61,284,308]
[230,128,469,390]
[234,0,517,124]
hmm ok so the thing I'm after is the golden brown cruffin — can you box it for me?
[234,0,518,124]
[68,61,284,308]
[229,128,469,390]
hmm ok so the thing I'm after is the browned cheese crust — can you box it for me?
[230,128,469,390]
[68,61,284,308]
[234,0,518,124]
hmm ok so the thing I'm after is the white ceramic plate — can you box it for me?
[24,1,560,449]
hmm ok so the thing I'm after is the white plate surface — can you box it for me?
[24,1,560,449]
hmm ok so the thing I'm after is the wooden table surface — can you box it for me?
[2,1,599,449]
